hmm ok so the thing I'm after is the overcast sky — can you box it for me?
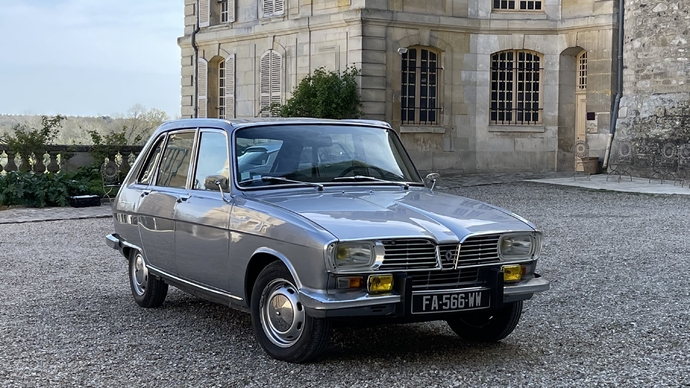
[0,0,184,118]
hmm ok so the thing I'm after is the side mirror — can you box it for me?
[204,175,229,191]
[424,172,440,190]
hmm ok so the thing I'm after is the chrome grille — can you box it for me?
[379,239,439,271]
[411,234,501,290]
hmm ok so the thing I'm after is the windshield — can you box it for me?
[234,124,422,188]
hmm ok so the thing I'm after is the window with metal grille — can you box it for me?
[218,61,226,119]
[493,0,542,10]
[262,0,284,17]
[490,50,543,125]
[577,51,587,91]
[260,50,281,117]
[401,47,441,125]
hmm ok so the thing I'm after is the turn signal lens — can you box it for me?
[336,277,363,289]
[367,274,393,293]
[502,265,523,282]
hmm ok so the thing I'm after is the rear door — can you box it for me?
[137,129,196,274]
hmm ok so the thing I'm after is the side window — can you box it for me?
[138,135,165,185]
[193,131,230,190]
[156,131,196,188]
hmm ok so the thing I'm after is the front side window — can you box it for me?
[401,47,440,125]
[193,131,229,190]
[493,0,542,11]
[156,131,195,188]
[490,50,543,125]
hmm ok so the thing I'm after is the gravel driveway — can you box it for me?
[1,182,688,387]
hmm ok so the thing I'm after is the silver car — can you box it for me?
[106,118,549,362]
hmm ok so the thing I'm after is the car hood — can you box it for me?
[254,188,536,243]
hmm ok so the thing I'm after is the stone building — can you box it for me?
[178,0,622,172]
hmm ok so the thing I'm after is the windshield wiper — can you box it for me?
[239,176,324,191]
[332,175,410,190]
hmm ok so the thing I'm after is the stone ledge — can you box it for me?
[488,125,545,133]
[400,126,446,134]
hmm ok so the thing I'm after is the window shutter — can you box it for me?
[260,51,281,117]
[262,0,274,17]
[198,58,208,118]
[269,51,281,108]
[225,54,235,119]
[227,0,236,23]
[199,0,210,27]
[274,0,285,16]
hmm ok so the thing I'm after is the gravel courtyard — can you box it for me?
[1,181,688,387]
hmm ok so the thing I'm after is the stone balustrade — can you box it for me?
[0,145,144,175]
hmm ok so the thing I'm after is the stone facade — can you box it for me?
[609,0,690,179]
[179,0,620,172]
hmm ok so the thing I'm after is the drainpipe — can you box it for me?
[602,0,625,169]
[191,0,201,118]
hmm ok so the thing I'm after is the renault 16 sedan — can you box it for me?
[106,118,550,363]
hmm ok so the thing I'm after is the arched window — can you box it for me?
[490,50,543,125]
[260,50,282,117]
[400,47,441,125]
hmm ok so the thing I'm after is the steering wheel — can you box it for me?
[338,165,387,178]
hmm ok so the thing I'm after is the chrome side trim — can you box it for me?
[148,266,244,301]
[503,277,550,296]
[299,288,401,311]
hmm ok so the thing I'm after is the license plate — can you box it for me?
[411,288,490,314]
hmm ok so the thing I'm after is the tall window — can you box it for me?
[493,0,542,10]
[260,51,281,117]
[198,0,235,26]
[401,47,440,125]
[220,0,230,23]
[490,50,543,125]
[262,0,285,17]
[218,61,226,119]
[577,51,588,91]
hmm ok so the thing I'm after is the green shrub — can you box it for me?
[0,168,101,208]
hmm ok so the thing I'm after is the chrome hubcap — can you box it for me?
[131,253,148,296]
[260,279,305,348]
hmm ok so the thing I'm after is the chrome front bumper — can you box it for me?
[300,276,550,316]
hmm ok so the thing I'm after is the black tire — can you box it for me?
[446,301,523,342]
[250,261,332,363]
[128,250,168,308]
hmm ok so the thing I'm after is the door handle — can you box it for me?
[141,189,151,197]
[176,194,191,203]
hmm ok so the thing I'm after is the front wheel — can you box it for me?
[128,250,168,308]
[250,262,332,363]
[446,301,523,342]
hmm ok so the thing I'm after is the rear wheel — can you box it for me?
[446,301,523,342]
[128,250,168,308]
[250,262,332,363]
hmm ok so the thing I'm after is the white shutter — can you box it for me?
[270,51,281,108]
[199,0,210,27]
[197,58,208,118]
[260,51,281,117]
[225,55,235,119]
[227,0,236,23]
[274,0,284,16]
[262,0,274,17]
[260,52,271,117]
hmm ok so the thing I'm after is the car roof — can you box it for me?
[155,117,392,134]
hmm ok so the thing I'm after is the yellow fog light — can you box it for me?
[367,274,393,293]
[502,265,523,282]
